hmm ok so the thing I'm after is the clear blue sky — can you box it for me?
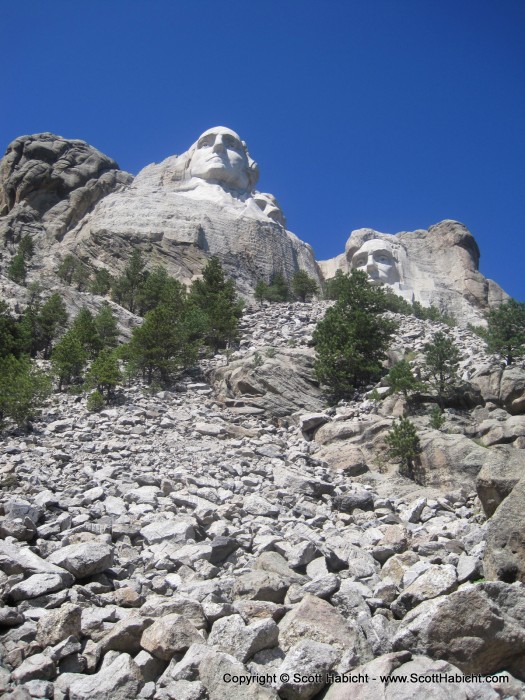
[2,0,524,299]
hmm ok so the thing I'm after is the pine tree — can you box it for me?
[254,280,269,305]
[111,250,147,314]
[51,331,87,390]
[90,269,114,296]
[36,294,69,359]
[70,307,101,358]
[0,355,51,428]
[7,253,27,285]
[423,331,461,407]
[56,255,79,284]
[18,234,35,261]
[313,270,397,401]
[386,417,421,479]
[483,299,525,365]
[292,270,319,302]
[94,302,119,349]
[190,257,243,352]
[386,359,423,400]
[0,300,23,359]
[85,349,122,400]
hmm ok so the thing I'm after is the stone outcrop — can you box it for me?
[320,220,508,325]
[0,133,132,244]
[484,479,525,584]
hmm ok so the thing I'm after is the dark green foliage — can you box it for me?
[71,261,91,292]
[56,255,79,284]
[136,266,183,315]
[254,274,290,303]
[70,307,101,358]
[0,301,24,359]
[85,349,122,399]
[189,257,243,352]
[90,269,114,296]
[324,270,347,301]
[430,405,446,430]
[94,303,119,349]
[292,270,319,302]
[125,280,207,385]
[111,250,147,314]
[0,355,51,428]
[313,271,397,401]
[412,301,455,326]
[7,253,27,285]
[483,299,525,365]
[383,289,413,315]
[386,359,423,399]
[51,331,87,390]
[23,293,69,359]
[18,234,35,261]
[386,417,421,478]
[86,390,105,413]
[423,331,462,406]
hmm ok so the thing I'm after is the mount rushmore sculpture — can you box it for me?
[0,126,508,323]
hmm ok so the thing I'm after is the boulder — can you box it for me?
[140,614,203,661]
[484,479,525,584]
[209,348,324,418]
[476,446,525,516]
[393,581,525,676]
[68,653,143,700]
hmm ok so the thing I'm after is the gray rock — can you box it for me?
[36,603,81,647]
[140,614,203,661]
[332,489,374,514]
[208,614,279,662]
[68,653,143,700]
[7,573,66,602]
[11,653,56,683]
[277,640,339,700]
[47,542,113,578]
[484,478,525,584]
[393,581,525,677]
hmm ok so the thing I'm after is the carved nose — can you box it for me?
[366,256,376,271]
[212,136,226,153]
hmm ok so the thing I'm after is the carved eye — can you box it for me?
[377,256,391,264]
[199,139,210,148]
[354,257,366,267]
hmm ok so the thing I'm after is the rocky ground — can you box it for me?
[1,302,525,699]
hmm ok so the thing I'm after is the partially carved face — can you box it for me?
[189,127,252,192]
[351,239,400,285]
[253,192,286,227]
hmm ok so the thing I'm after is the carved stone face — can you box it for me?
[253,192,286,227]
[189,127,251,192]
[351,239,400,286]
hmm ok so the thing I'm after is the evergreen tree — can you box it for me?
[90,268,114,296]
[71,261,91,291]
[125,298,206,384]
[36,294,69,359]
[7,253,27,285]
[324,269,347,301]
[111,250,147,314]
[423,331,461,407]
[136,265,173,315]
[0,300,23,359]
[70,307,101,358]
[0,355,51,428]
[386,417,421,479]
[190,257,243,352]
[313,270,397,401]
[56,255,79,284]
[94,302,119,349]
[292,270,319,302]
[254,280,269,305]
[386,359,423,400]
[266,273,290,302]
[18,234,35,261]
[51,330,87,390]
[483,299,525,365]
[85,349,122,400]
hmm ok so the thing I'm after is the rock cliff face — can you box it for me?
[0,130,509,325]
[320,221,508,325]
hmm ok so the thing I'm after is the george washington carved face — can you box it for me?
[189,127,257,192]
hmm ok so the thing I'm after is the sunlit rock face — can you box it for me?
[61,127,321,295]
[319,221,508,325]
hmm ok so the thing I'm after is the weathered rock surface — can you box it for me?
[484,479,525,584]
[319,220,508,326]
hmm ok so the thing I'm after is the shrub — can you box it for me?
[386,359,424,400]
[292,270,319,302]
[386,417,421,478]
[423,331,462,407]
[483,299,525,365]
[0,355,51,428]
[87,390,105,413]
[429,405,446,430]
